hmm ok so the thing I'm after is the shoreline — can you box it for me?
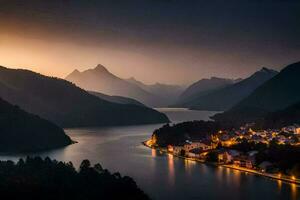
[142,141,300,185]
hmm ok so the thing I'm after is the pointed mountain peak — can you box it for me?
[72,69,80,73]
[246,67,278,80]
[258,67,278,74]
[127,77,145,85]
[210,76,228,81]
[128,77,137,81]
[94,64,109,73]
[67,69,80,78]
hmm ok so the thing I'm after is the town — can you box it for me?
[145,124,300,184]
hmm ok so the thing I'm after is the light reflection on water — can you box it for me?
[291,183,298,200]
[167,154,175,186]
[0,109,299,200]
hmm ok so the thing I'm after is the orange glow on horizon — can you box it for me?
[0,32,198,85]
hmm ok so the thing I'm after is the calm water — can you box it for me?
[0,108,299,200]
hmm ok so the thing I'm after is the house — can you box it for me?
[172,146,183,155]
[183,142,211,152]
[276,135,287,144]
[217,150,233,164]
[282,125,300,134]
[215,149,240,164]
[167,145,183,155]
[167,145,174,152]
[256,131,267,138]
[233,156,253,169]
[187,148,209,158]
[251,134,265,143]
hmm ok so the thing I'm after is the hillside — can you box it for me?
[152,121,223,147]
[0,66,169,127]
[213,62,300,124]
[0,98,72,152]
[66,65,165,106]
[175,77,239,107]
[187,68,277,111]
[89,91,145,107]
[255,102,300,129]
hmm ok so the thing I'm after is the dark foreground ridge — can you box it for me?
[213,62,300,125]
[0,98,72,152]
[0,157,150,200]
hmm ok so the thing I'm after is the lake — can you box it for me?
[0,108,299,200]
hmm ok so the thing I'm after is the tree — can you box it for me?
[0,156,150,200]
[80,159,91,172]
[94,163,103,173]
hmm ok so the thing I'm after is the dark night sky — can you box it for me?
[0,0,299,84]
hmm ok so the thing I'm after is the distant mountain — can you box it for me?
[127,77,184,105]
[89,91,145,107]
[0,98,72,152]
[0,66,169,127]
[175,77,240,107]
[186,68,278,111]
[213,62,300,124]
[66,65,164,107]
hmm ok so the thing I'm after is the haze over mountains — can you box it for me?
[89,91,145,107]
[0,66,169,128]
[127,77,184,105]
[0,60,297,153]
[0,97,72,152]
[66,65,183,107]
[213,62,300,125]
[177,68,278,111]
[175,77,241,107]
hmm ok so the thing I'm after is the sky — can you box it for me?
[0,0,299,85]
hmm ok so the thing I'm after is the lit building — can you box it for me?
[183,142,211,152]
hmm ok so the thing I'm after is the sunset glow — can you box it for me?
[1,1,299,84]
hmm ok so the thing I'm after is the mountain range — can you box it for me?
[0,66,169,128]
[66,65,183,107]
[127,77,184,105]
[213,62,300,125]
[0,97,72,152]
[178,68,278,111]
[175,77,240,107]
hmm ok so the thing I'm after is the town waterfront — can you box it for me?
[0,108,299,200]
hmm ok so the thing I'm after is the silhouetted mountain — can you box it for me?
[186,68,278,111]
[0,98,72,152]
[256,101,300,129]
[127,77,184,105]
[0,66,169,127]
[213,62,300,124]
[175,77,240,107]
[89,91,145,107]
[66,65,165,106]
